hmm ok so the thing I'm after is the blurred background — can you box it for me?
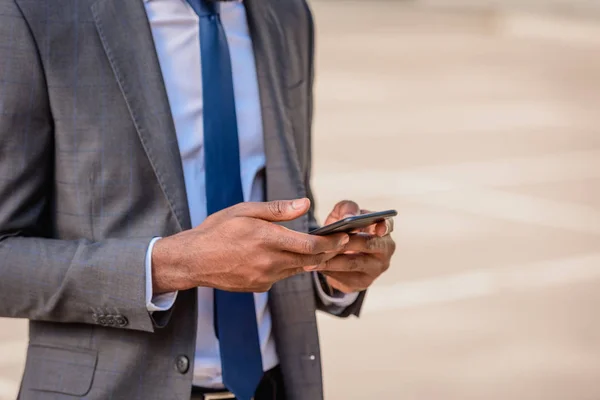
[2,0,600,399]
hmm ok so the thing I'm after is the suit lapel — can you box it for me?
[91,0,191,231]
[245,0,307,227]
[245,5,320,394]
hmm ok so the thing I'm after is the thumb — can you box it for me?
[235,198,310,222]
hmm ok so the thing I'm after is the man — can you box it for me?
[0,0,396,399]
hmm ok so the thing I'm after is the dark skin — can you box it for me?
[307,200,396,294]
[152,198,395,295]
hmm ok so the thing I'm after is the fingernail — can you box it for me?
[304,265,318,271]
[292,198,308,210]
[340,235,350,246]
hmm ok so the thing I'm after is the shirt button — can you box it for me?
[175,355,190,374]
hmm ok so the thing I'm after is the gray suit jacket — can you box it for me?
[0,0,365,399]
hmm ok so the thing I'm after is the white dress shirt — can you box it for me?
[142,0,359,389]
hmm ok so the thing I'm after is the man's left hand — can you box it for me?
[305,200,396,294]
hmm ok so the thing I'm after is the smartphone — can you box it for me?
[309,210,397,236]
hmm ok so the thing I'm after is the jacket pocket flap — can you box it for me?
[25,344,97,396]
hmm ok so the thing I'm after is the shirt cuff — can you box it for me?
[313,272,360,308]
[145,237,178,312]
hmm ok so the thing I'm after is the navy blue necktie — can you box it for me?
[185,1,263,399]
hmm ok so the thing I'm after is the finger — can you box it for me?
[321,271,371,293]
[357,209,378,234]
[233,198,310,222]
[360,223,377,235]
[342,233,393,255]
[325,200,361,225]
[269,227,350,255]
[337,200,361,219]
[285,251,340,270]
[305,253,375,273]
[374,219,393,237]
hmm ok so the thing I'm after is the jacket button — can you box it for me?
[175,355,190,374]
[115,315,129,327]
[105,315,116,326]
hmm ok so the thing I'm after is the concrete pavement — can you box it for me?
[2,2,600,399]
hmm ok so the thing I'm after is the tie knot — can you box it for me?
[186,0,219,17]
[200,0,219,16]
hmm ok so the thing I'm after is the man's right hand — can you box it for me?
[151,198,349,294]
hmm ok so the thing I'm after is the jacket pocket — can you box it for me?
[22,344,97,397]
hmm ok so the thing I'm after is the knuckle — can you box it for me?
[255,253,274,271]
[311,254,331,268]
[333,235,347,248]
[230,202,249,216]
[247,270,261,284]
[316,257,330,270]
[268,201,286,218]
[226,217,249,236]
[253,256,266,271]
[275,234,290,249]
[301,238,318,254]
[257,225,272,243]
[367,236,384,252]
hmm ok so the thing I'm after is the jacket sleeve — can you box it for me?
[0,0,157,333]
[301,1,365,318]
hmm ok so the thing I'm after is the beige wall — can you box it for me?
[414,0,600,17]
